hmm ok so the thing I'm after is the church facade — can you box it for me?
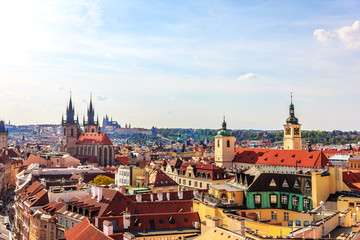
[60,94,114,166]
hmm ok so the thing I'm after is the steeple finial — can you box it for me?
[286,92,299,124]
[66,92,75,124]
[222,115,227,130]
[291,92,293,104]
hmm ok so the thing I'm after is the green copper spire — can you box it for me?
[217,116,232,136]
[286,92,299,124]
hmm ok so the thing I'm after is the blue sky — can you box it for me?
[0,0,360,130]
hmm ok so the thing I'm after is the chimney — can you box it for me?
[166,192,170,201]
[92,186,97,198]
[150,194,154,202]
[123,207,131,229]
[103,220,113,236]
[307,141,312,152]
[136,194,142,202]
[178,191,183,200]
[97,187,103,202]
[157,193,163,201]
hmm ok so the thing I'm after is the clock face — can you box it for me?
[286,127,291,135]
[294,128,300,135]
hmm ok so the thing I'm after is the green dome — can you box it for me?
[217,129,232,136]
[216,116,232,136]
[177,133,184,143]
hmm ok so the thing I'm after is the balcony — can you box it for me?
[194,193,243,208]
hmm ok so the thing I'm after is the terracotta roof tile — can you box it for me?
[64,218,113,240]
[77,133,112,145]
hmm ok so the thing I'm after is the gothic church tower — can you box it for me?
[283,94,302,150]
[0,121,8,148]
[60,94,80,155]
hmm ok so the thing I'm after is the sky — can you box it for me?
[0,0,360,131]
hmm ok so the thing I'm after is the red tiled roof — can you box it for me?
[114,155,128,165]
[256,149,330,168]
[64,217,113,240]
[39,201,66,216]
[19,181,49,207]
[233,148,268,164]
[150,170,178,187]
[77,133,112,145]
[343,170,360,192]
[130,212,199,231]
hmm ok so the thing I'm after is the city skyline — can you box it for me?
[0,1,360,130]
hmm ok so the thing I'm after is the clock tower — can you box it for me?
[283,94,302,150]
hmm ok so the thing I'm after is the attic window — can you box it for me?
[305,182,311,191]
[169,216,175,224]
[269,178,277,187]
[264,158,268,161]
[274,154,278,157]
[134,218,141,226]
[294,180,300,189]
[291,154,295,158]
[280,159,284,162]
[309,155,313,159]
[282,179,289,187]
[159,219,164,224]
[184,218,189,222]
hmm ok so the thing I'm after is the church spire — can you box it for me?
[286,92,298,124]
[87,92,95,125]
[66,92,75,124]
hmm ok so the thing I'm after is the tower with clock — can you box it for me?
[283,94,302,150]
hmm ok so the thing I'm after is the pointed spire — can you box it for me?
[66,91,75,124]
[87,92,95,125]
[286,92,299,124]
[83,115,86,126]
[76,115,79,125]
[61,114,64,124]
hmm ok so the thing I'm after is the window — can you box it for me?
[282,179,289,187]
[159,219,164,224]
[207,184,210,189]
[183,180,186,185]
[254,195,261,205]
[294,180,300,188]
[292,196,298,206]
[284,212,289,221]
[227,140,230,148]
[271,211,277,220]
[281,195,288,205]
[303,198,310,209]
[269,179,277,187]
[189,173,191,177]
[179,179,181,184]
[71,128,74,136]
[194,181,198,187]
[305,182,311,191]
[349,202,355,208]
[270,194,277,204]
[200,182,202,188]
[184,218,189,222]
[217,140,220,147]
[189,181,191,186]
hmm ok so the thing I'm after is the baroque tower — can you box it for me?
[0,120,8,148]
[215,117,236,168]
[283,94,302,150]
[84,93,98,133]
[61,93,80,155]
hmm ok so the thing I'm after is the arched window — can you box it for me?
[217,140,220,147]
[104,147,108,166]
[227,140,230,148]
[71,128,74,136]
[63,128,66,136]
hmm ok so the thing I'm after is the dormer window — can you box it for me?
[305,181,311,191]
[282,179,289,187]
[269,178,277,187]
[294,180,300,189]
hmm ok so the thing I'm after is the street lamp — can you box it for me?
[320,201,325,238]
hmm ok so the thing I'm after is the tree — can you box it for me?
[90,175,115,186]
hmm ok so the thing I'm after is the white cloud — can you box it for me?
[314,21,360,48]
[96,95,107,101]
[237,73,258,81]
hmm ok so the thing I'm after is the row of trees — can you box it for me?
[156,128,360,146]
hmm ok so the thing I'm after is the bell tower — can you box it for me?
[215,117,236,168]
[283,93,302,150]
[60,93,80,155]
